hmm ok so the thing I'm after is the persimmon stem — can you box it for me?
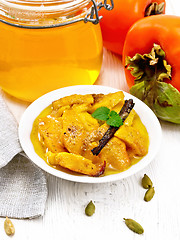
[125,44,172,109]
[145,2,164,17]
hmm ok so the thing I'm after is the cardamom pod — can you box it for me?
[124,218,144,234]
[85,200,95,216]
[4,217,15,236]
[144,187,155,202]
[142,174,152,189]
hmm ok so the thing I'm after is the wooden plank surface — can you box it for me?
[0,0,180,239]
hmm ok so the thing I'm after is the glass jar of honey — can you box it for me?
[0,0,113,101]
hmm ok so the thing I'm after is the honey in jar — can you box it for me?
[0,0,112,101]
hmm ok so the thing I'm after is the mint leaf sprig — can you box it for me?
[92,107,123,127]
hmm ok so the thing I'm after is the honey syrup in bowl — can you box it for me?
[18,85,162,183]
[30,91,149,177]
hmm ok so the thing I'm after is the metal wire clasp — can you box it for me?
[0,0,114,28]
[84,0,114,25]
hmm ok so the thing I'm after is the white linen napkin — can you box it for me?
[0,94,47,219]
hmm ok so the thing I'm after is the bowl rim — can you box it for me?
[18,85,162,183]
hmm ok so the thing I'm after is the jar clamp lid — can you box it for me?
[84,0,114,25]
[0,0,114,28]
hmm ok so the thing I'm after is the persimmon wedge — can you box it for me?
[46,151,106,177]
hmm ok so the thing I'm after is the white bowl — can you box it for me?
[19,85,162,183]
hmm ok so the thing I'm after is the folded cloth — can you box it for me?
[0,94,48,219]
